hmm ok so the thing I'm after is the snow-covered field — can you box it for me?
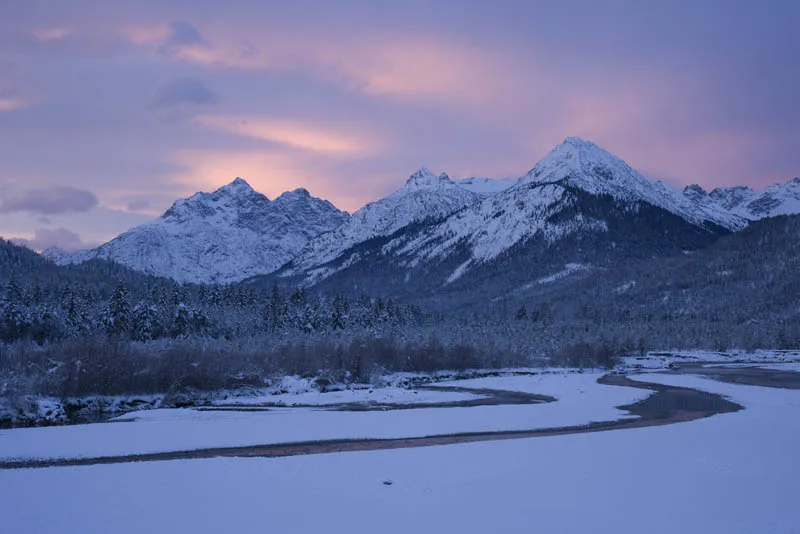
[621,349,800,369]
[0,373,482,426]
[0,370,645,462]
[215,386,481,406]
[751,362,800,373]
[211,376,482,407]
[1,366,798,533]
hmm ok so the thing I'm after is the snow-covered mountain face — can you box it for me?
[456,176,520,195]
[523,137,748,231]
[704,178,800,220]
[286,137,736,290]
[280,138,747,295]
[52,137,800,291]
[39,246,69,263]
[384,138,732,280]
[283,168,482,276]
[62,178,349,284]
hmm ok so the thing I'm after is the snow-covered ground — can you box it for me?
[621,349,800,370]
[751,362,800,373]
[213,385,481,406]
[0,370,646,462]
[1,366,798,533]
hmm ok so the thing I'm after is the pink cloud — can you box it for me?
[120,19,792,199]
[125,23,538,108]
[0,98,27,111]
[624,130,781,190]
[195,115,381,156]
[31,27,74,42]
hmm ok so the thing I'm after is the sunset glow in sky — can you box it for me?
[1,0,799,250]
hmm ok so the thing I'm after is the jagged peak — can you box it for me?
[548,136,605,160]
[276,187,312,201]
[710,176,800,198]
[708,185,754,201]
[273,187,347,217]
[406,166,436,182]
[764,176,800,190]
[213,177,256,196]
[525,137,630,182]
[518,137,741,228]
[562,135,597,148]
[683,184,708,196]
[402,167,454,191]
[161,178,266,221]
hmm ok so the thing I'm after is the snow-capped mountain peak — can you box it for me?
[284,137,759,288]
[708,185,754,211]
[276,187,313,202]
[284,168,483,276]
[62,179,349,283]
[53,137,800,288]
[397,167,455,193]
[683,184,707,198]
[162,177,268,224]
[521,137,747,231]
[707,178,800,220]
[526,137,656,199]
[216,176,255,195]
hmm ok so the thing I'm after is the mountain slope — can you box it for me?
[524,137,748,231]
[456,176,520,195]
[380,138,735,274]
[517,213,800,349]
[282,168,482,279]
[707,178,800,220]
[63,178,349,284]
[278,137,731,298]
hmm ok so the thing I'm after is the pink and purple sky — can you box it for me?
[1,0,799,251]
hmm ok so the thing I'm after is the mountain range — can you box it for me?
[61,178,349,284]
[52,137,800,299]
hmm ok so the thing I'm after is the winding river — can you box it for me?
[5,364,795,470]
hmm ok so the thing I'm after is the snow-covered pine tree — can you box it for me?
[106,282,130,337]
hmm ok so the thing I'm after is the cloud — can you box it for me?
[138,28,520,107]
[0,186,98,215]
[32,27,74,42]
[324,38,516,105]
[158,21,206,56]
[194,115,379,155]
[170,148,365,212]
[124,24,172,46]
[4,1,799,232]
[125,199,150,212]
[11,227,93,253]
[170,148,319,196]
[624,130,780,190]
[0,97,26,111]
[150,77,218,109]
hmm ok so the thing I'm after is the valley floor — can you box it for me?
[0,370,644,462]
[0,361,799,533]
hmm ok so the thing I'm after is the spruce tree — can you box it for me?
[107,282,130,337]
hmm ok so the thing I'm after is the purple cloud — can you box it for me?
[150,77,218,109]
[0,0,798,241]
[158,20,206,56]
[125,199,150,212]
[0,186,98,215]
[11,227,93,252]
